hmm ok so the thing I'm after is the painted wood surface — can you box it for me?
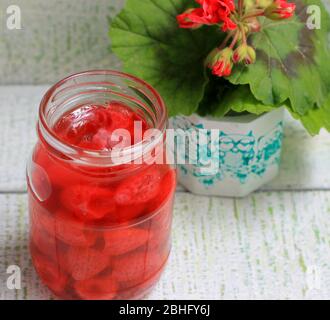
[0,0,123,85]
[0,192,329,300]
[0,0,330,300]
[0,86,329,299]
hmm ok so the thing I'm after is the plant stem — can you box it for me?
[238,0,244,16]
[218,32,233,50]
[229,30,240,49]
[240,24,247,45]
[242,9,265,20]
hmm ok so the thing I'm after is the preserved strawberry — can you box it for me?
[115,166,163,205]
[60,184,116,221]
[74,274,118,300]
[63,246,110,281]
[103,228,150,256]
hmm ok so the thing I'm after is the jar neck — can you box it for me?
[38,70,167,167]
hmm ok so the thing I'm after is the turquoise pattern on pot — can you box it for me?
[173,119,284,187]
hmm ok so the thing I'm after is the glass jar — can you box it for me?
[27,70,176,300]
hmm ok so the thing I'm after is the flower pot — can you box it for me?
[171,108,284,197]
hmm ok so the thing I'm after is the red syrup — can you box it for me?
[28,102,176,300]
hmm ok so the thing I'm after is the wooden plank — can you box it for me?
[1,86,330,192]
[0,192,329,299]
[264,121,330,191]
[0,0,123,85]
[0,86,47,192]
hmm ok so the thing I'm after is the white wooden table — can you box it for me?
[0,86,330,300]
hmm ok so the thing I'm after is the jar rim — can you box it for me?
[38,70,168,167]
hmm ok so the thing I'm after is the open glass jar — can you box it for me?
[27,70,176,300]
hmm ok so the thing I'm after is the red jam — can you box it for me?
[28,102,176,300]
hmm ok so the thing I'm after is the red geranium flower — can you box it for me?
[177,0,237,31]
[176,8,206,28]
[265,0,296,20]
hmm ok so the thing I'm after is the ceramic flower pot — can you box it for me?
[170,108,284,197]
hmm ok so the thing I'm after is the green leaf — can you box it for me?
[288,95,330,135]
[214,85,278,117]
[228,0,330,118]
[110,0,222,116]
[197,74,277,117]
[197,76,233,117]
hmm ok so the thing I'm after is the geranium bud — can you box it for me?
[247,18,261,33]
[233,44,248,63]
[209,47,233,77]
[246,46,256,64]
[205,47,222,67]
[259,0,273,8]
[233,45,256,65]
[264,0,296,20]
[244,0,255,11]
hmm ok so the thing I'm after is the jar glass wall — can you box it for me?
[27,70,176,300]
